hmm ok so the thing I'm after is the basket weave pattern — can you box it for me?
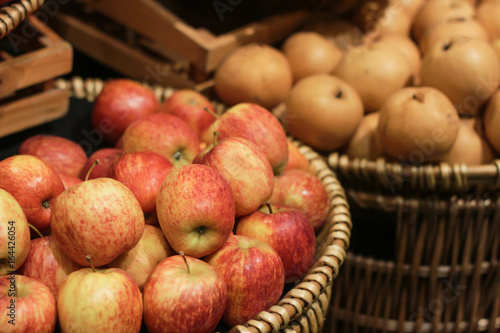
[327,153,500,333]
[0,0,45,39]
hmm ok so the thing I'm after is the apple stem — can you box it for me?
[86,255,97,272]
[28,223,43,238]
[213,132,219,147]
[266,201,273,214]
[179,251,190,274]
[85,160,100,182]
[204,107,219,119]
[443,41,453,51]
[335,90,343,99]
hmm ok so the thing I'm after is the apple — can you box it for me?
[18,134,88,178]
[235,203,316,283]
[91,78,159,144]
[58,257,143,332]
[0,155,65,233]
[79,148,122,180]
[194,135,274,217]
[107,151,173,218]
[17,235,82,298]
[270,169,329,231]
[0,275,57,332]
[143,254,227,333]
[205,234,285,327]
[282,139,310,174]
[122,113,201,168]
[156,164,235,258]
[58,173,82,190]
[50,177,145,267]
[155,89,217,140]
[0,189,30,276]
[106,225,175,290]
[202,103,289,175]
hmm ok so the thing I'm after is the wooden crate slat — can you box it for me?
[0,87,69,138]
[53,12,209,90]
[79,0,210,69]
[79,0,311,73]
[0,16,72,98]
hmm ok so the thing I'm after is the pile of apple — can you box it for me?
[211,0,500,166]
[0,79,331,333]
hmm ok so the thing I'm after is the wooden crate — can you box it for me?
[50,0,313,89]
[0,15,72,138]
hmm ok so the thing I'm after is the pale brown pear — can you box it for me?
[412,0,475,40]
[378,87,459,163]
[420,37,500,115]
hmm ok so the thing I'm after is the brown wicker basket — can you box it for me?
[326,153,500,333]
[53,76,352,333]
[0,0,45,39]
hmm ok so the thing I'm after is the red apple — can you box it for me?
[0,155,65,233]
[106,225,175,290]
[156,164,235,258]
[0,274,57,332]
[270,169,329,231]
[58,258,143,332]
[122,113,201,168]
[79,148,122,180]
[91,78,159,143]
[282,139,310,173]
[18,134,87,178]
[107,151,173,218]
[17,235,82,298]
[235,203,316,283]
[0,189,30,276]
[58,173,83,190]
[50,178,145,267]
[202,103,289,175]
[194,135,274,217]
[205,234,285,327]
[156,89,217,140]
[143,254,227,333]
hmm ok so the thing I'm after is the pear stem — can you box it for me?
[204,107,219,119]
[28,223,43,238]
[213,132,219,147]
[179,251,190,274]
[266,201,273,214]
[86,255,97,272]
[412,93,425,103]
[85,160,100,182]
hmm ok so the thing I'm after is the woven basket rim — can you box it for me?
[328,152,500,194]
[0,0,45,40]
[56,76,353,333]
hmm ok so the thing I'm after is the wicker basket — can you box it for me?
[53,76,352,333]
[326,153,500,332]
[0,0,45,39]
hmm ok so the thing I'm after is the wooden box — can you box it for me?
[0,15,73,138]
[50,0,315,91]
